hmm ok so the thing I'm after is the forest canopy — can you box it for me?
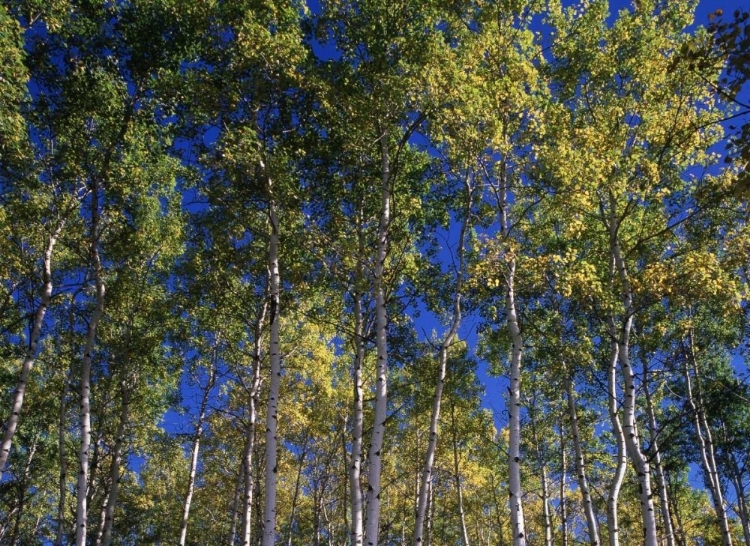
[1,0,750,545]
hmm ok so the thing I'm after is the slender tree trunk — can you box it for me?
[243,301,267,546]
[684,329,733,546]
[560,424,568,546]
[0,219,64,478]
[528,400,552,546]
[364,127,391,546]
[349,216,366,546]
[98,379,131,546]
[450,402,471,546]
[643,371,675,546]
[566,375,600,545]
[608,203,657,546]
[425,478,434,546]
[505,257,526,546]
[77,182,106,546]
[617,335,657,546]
[178,361,216,546]
[605,331,626,546]
[414,179,469,545]
[229,463,244,546]
[262,191,281,546]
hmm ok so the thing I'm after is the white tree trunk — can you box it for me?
[684,329,733,546]
[566,376,600,545]
[643,372,675,546]
[244,299,268,546]
[528,400,551,546]
[350,293,365,546]
[0,219,64,478]
[262,194,281,546]
[350,217,366,546]
[451,403,471,546]
[99,379,131,546]
[413,179,469,546]
[76,185,106,546]
[505,258,527,546]
[608,204,657,546]
[364,128,391,546]
[605,329,626,546]
[178,362,217,546]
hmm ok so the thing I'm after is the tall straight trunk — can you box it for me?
[98,379,131,546]
[505,258,526,546]
[350,216,366,546]
[178,361,217,546]
[364,127,391,546]
[604,333,626,546]
[450,402,471,546]
[243,300,267,546]
[413,178,470,546]
[643,371,675,546]
[528,401,552,546]
[565,375,600,545]
[560,425,568,546]
[608,202,657,546]
[229,463,244,545]
[77,183,106,546]
[262,192,281,546]
[0,219,65,478]
[425,478,434,546]
[617,334,657,545]
[684,329,733,546]
[494,159,526,546]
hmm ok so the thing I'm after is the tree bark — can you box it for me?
[566,375,600,545]
[413,177,470,546]
[451,402,471,546]
[77,181,106,546]
[643,369,675,546]
[349,215,366,546]
[178,360,217,546]
[364,127,391,546]
[505,258,526,546]
[605,330,626,546]
[608,201,657,546]
[684,329,733,546]
[243,300,267,546]
[528,398,552,546]
[98,376,132,546]
[262,190,281,546]
[0,219,65,478]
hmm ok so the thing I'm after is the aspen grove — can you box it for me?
[2,0,750,545]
